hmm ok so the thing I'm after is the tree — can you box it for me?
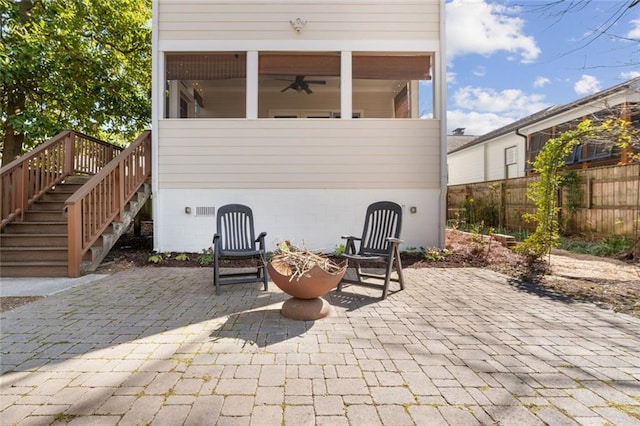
[0,0,151,166]
[518,0,639,69]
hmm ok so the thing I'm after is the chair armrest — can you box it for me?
[341,235,360,255]
[255,232,267,249]
[213,233,220,244]
[387,237,404,244]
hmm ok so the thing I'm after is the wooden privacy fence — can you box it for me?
[66,130,151,277]
[447,163,640,239]
[0,130,122,228]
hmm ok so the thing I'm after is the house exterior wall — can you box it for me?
[447,82,639,185]
[157,1,441,42]
[484,134,526,181]
[447,144,485,185]
[152,0,446,252]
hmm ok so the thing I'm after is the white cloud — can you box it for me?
[533,76,550,88]
[620,71,640,80]
[446,0,541,63]
[627,18,640,39]
[452,86,549,117]
[447,110,515,135]
[574,75,601,95]
[447,86,551,135]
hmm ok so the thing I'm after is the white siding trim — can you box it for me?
[246,51,258,119]
[159,40,440,53]
[341,51,352,120]
[151,1,162,251]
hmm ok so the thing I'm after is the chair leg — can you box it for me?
[213,255,221,296]
[381,258,395,300]
[262,257,269,291]
[394,247,405,290]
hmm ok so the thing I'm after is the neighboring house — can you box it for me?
[448,77,640,186]
[151,1,447,252]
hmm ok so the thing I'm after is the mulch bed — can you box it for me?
[4,229,637,318]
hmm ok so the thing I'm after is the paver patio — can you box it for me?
[1,267,639,425]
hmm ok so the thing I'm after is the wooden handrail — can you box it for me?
[66,130,151,277]
[0,130,123,229]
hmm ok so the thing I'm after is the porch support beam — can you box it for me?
[341,51,352,120]
[246,51,258,119]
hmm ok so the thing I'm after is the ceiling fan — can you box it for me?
[280,75,326,94]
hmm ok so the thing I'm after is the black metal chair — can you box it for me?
[337,201,405,300]
[213,204,268,295]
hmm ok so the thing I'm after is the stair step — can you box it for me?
[0,247,68,262]
[3,222,67,234]
[0,234,67,247]
[29,201,65,211]
[24,211,66,221]
[1,262,68,277]
[40,192,72,202]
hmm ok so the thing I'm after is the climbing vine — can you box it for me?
[519,118,638,259]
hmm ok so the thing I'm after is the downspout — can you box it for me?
[515,128,527,176]
[151,0,160,252]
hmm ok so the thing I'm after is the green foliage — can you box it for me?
[559,235,633,258]
[1,0,152,164]
[422,247,451,262]
[469,222,495,257]
[175,253,189,261]
[333,244,346,256]
[461,186,500,228]
[558,171,583,212]
[520,120,594,258]
[195,248,214,265]
[520,117,638,259]
[148,253,163,264]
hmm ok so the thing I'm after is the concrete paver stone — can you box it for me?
[1,267,639,425]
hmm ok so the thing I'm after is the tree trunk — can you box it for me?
[2,90,26,167]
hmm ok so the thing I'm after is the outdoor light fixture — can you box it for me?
[290,18,306,33]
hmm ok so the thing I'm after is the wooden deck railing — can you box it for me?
[65,130,151,277]
[0,130,123,229]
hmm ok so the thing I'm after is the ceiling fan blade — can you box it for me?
[281,85,293,92]
[306,80,326,85]
[304,86,313,94]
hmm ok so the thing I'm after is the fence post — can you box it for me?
[117,161,125,221]
[499,181,506,229]
[18,163,29,222]
[64,131,75,176]
[67,202,82,278]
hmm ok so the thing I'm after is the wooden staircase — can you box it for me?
[1,130,151,278]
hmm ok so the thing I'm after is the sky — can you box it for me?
[444,0,640,136]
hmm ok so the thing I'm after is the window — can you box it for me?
[352,54,431,118]
[505,146,517,178]
[165,53,246,118]
[526,131,551,171]
[258,53,340,118]
[163,51,435,120]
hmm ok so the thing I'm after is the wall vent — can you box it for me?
[195,206,216,217]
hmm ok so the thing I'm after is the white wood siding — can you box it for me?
[447,145,485,185]
[485,135,526,181]
[158,1,440,42]
[158,119,441,189]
